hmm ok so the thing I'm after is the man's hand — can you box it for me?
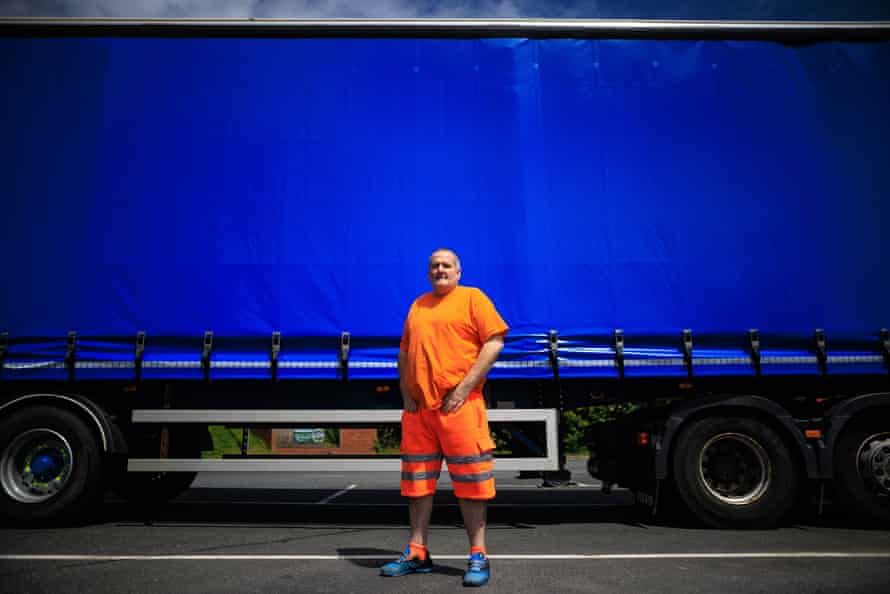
[398,350,417,412]
[440,384,471,414]
[440,334,504,414]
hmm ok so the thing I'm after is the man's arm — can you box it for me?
[440,334,505,414]
[397,350,418,412]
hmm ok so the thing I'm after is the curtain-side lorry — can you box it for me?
[1,18,889,529]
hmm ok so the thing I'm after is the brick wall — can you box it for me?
[271,428,379,455]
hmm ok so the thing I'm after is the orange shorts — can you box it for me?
[400,393,496,500]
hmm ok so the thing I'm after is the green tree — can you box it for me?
[563,403,638,453]
[374,426,401,453]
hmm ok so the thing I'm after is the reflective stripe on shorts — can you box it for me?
[445,452,494,465]
[401,470,442,481]
[402,453,444,463]
[450,471,494,483]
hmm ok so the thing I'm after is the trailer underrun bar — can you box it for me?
[127,408,559,473]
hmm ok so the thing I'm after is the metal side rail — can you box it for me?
[127,408,559,472]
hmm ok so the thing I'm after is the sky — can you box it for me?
[1,0,889,20]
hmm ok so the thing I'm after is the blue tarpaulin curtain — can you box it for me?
[2,37,889,378]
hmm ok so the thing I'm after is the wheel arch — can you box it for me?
[657,394,818,481]
[822,392,890,477]
[0,393,126,455]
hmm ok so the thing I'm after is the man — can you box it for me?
[380,248,508,587]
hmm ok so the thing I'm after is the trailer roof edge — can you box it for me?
[1,17,890,41]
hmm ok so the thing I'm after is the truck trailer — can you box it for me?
[1,17,889,529]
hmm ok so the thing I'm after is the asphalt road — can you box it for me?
[2,460,889,594]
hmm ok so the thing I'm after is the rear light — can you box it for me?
[634,431,650,447]
[805,429,822,439]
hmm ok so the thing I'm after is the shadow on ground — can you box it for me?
[91,487,644,528]
[3,486,868,531]
[336,547,465,576]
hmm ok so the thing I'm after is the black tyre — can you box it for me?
[671,416,800,528]
[0,406,104,524]
[832,420,890,524]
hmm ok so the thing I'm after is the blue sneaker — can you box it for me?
[380,546,434,577]
[463,552,490,587]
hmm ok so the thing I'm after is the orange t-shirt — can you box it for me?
[400,285,509,410]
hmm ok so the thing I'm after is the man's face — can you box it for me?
[428,250,461,295]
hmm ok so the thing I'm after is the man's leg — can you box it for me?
[382,409,440,577]
[409,494,434,546]
[459,498,491,587]
[399,408,441,553]
[441,397,494,586]
[380,494,436,576]
[458,498,486,550]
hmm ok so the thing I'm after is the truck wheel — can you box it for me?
[0,406,104,524]
[832,421,890,524]
[671,416,800,528]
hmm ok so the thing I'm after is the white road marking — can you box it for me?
[316,484,357,504]
[157,501,625,508]
[2,553,889,561]
[493,483,600,489]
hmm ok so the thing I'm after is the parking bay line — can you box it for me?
[3,553,889,561]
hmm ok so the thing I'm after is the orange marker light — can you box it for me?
[805,429,822,439]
